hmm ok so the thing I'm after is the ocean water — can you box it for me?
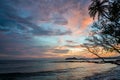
[0,59,117,80]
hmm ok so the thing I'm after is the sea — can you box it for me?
[0,59,117,80]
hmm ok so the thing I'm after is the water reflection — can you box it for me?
[0,60,117,80]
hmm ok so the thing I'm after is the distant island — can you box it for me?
[65,57,78,60]
[65,56,120,60]
[65,56,120,65]
[65,57,89,60]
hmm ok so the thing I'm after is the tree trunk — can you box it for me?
[86,46,105,62]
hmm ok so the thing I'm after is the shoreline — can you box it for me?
[54,60,120,80]
[0,60,119,80]
[83,65,120,80]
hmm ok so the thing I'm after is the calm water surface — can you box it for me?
[0,59,117,80]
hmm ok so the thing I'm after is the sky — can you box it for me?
[0,0,118,59]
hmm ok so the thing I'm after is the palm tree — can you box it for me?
[88,0,108,19]
[87,0,120,56]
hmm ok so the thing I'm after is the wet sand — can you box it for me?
[83,66,120,80]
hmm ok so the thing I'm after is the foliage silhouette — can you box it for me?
[85,0,120,56]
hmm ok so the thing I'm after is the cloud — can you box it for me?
[0,0,92,38]
[0,0,91,34]
[66,40,77,44]
[61,0,92,35]
[0,0,96,59]
[65,45,82,48]
[31,27,72,36]
[50,46,70,54]
[50,12,68,25]
[0,0,74,37]
[52,49,69,53]
[0,11,71,36]
[0,32,51,56]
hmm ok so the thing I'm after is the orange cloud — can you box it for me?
[82,17,92,29]
[65,10,81,32]
[74,14,93,35]
[63,7,93,36]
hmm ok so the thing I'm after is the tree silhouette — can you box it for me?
[83,45,105,62]
[88,0,108,19]
[86,0,120,55]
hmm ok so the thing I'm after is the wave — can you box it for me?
[0,67,83,77]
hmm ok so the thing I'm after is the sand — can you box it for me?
[84,65,120,80]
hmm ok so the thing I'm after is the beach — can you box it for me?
[83,65,120,80]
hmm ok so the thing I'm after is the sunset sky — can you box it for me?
[0,0,118,59]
